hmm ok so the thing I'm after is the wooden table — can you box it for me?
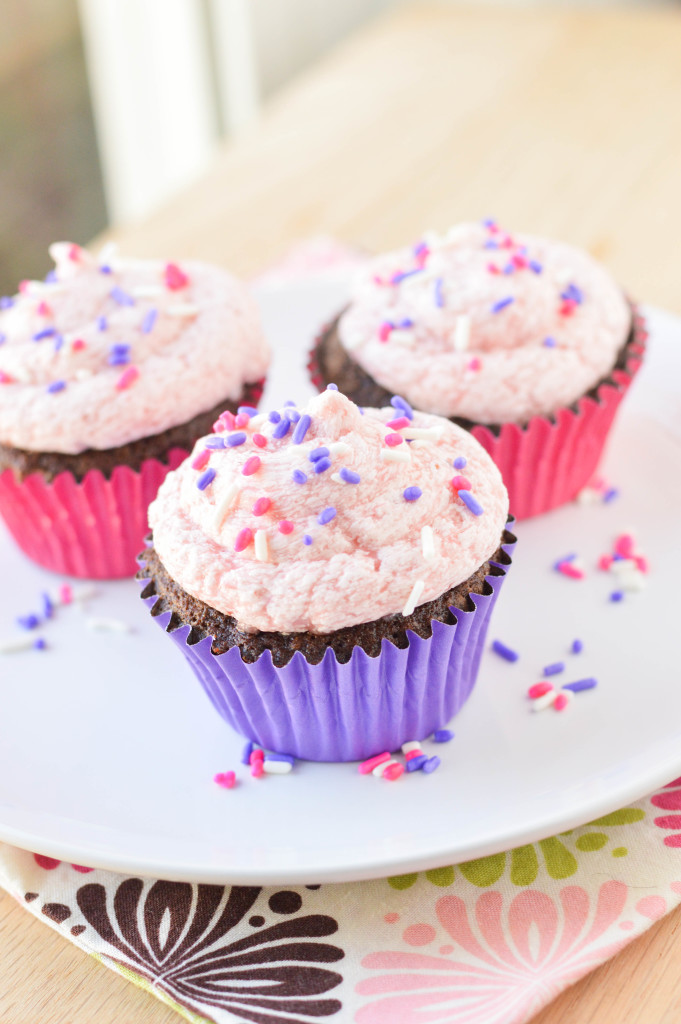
[3,4,681,1021]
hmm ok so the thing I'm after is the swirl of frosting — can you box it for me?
[337,221,630,424]
[0,243,269,453]
[149,388,509,634]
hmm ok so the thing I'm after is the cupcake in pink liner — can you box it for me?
[138,387,514,762]
[0,242,269,577]
[309,221,647,519]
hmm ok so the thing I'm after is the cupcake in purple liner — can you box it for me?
[138,387,514,761]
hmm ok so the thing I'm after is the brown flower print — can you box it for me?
[76,880,343,1024]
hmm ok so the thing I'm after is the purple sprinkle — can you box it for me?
[406,754,428,772]
[97,315,108,331]
[562,677,597,693]
[285,407,301,422]
[543,337,557,348]
[53,334,64,352]
[318,506,337,525]
[422,756,441,774]
[45,270,58,283]
[238,405,258,418]
[390,395,414,419]
[610,590,624,602]
[491,296,515,314]
[33,638,47,651]
[314,457,332,474]
[529,260,543,274]
[99,265,112,275]
[483,217,497,228]
[292,469,307,484]
[0,297,14,309]
[561,283,584,304]
[543,662,565,677]
[484,239,499,249]
[17,614,40,630]
[292,413,312,445]
[110,286,135,306]
[0,333,5,345]
[265,753,295,765]
[553,553,576,570]
[204,436,227,449]
[492,639,519,662]
[458,489,484,516]
[47,380,66,394]
[283,400,296,407]
[392,268,423,284]
[41,592,54,619]
[268,410,281,424]
[433,729,454,743]
[453,456,467,470]
[196,468,216,491]
[413,241,428,256]
[309,447,330,463]
[303,534,313,545]
[272,417,291,439]
[403,486,422,502]
[141,308,158,334]
[226,432,247,447]
[571,639,583,654]
[503,263,515,275]
[434,277,445,308]
[399,318,414,328]
[603,487,619,504]
[241,741,254,765]
[33,327,56,341]
[340,467,360,484]
[107,343,131,366]
[326,382,339,391]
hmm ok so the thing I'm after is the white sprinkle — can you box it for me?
[248,413,267,429]
[421,525,435,562]
[531,691,556,712]
[330,473,344,484]
[402,427,443,441]
[214,481,240,529]
[131,285,163,298]
[86,617,131,633]
[576,488,599,505]
[263,759,293,775]
[380,448,411,463]
[97,241,119,266]
[167,304,199,317]
[402,741,422,754]
[254,529,269,562]
[75,369,94,381]
[454,315,471,352]
[388,329,415,347]
[402,579,425,617]
[0,636,36,654]
[327,441,351,457]
[373,759,398,778]
[24,280,67,296]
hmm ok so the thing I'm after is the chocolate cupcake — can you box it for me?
[310,221,646,519]
[0,243,269,577]
[139,387,514,762]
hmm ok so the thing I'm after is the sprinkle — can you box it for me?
[254,529,269,561]
[406,755,428,772]
[553,692,571,712]
[72,338,86,351]
[0,333,5,345]
[85,617,130,633]
[0,636,40,654]
[197,468,216,491]
[303,534,313,546]
[17,614,40,630]
[422,756,441,774]
[559,298,577,317]
[529,260,543,274]
[392,268,423,285]
[0,297,14,309]
[402,426,443,441]
[359,751,391,775]
[561,283,584,304]
[252,433,267,449]
[491,296,514,314]
[251,759,264,779]
[141,308,158,333]
[571,639,583,654]
[53,334,64,352]
[116,365,139,390]
[403,486,422,502]
[252,496,271,516]
[241,741,254,765]
[318,506,337,525]
[242,455,261,476]
[603,487,619,504]
[272,418,291,439]
[453,456,467,470]
[433,729,454,743]
[386,417,410,430]
[250,747,264,763]
[41,592,54,619]
[59,584,73,605]
[237,405,258,418]
[291,413,312,445]
[214,771,236,789]
[47,380,66,394]
[384,432,404,447]
[204,436,227,449]
[167,303,199,317]
[164,262,189,290]
[434,277,445,307]
[110,286,135,306]
[543,336,557,348]
[263,759,293,775]
[33,327,57,341]
[451,475,471,492]
[492,639,519,662]
[326,382,339,391]
[266,753,296,765]
[390,395,414,419]
[0,372,13,384]
[339,468,361,484]
[458,490,484,516]
[284,408,301,424]
[292,469,307,485]
[192,449,211,470]
[402,741,422,754]
[543,662,565,677]
[226,432,247,447]
[309,447,330,463]
[454,315,471,351]
[610,590,624,602]
[421,525,435,561]
[532,692,557,712]
[382,762,404,781]
[378,321,393,342]
[614,533,635,558]
[380,448,410,464]
[372,758,397,777]
[468,357,482,372]
[528,681,553,699]
[314,457,332,474]
[234,528,253,552]
[215,410,236,431]
[33,638,47,651]
[402,579,425,617]
[108,343,131,366]
[278,520,294,534]
[268,410,281,424]
[556,561,585,580]
[213,482,240,527]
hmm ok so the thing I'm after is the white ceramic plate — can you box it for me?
[0,277,679,885]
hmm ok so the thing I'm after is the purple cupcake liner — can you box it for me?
[140,530,515,762]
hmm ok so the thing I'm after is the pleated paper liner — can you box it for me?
[138,528,515,762]
[308,309,648,520]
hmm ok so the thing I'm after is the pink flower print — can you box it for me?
[651,777,681,847]
[33,854,93,873]
[356,882,628,1024]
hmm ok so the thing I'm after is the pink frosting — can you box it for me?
[149,388,509,634]
[338,222,630,424]
[0,243,269,453]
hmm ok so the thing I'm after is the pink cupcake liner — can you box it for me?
[308,311,647,520]
[139,530,515,762]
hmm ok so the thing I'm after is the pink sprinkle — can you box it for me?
[68,243,81,261]
[560,298,577,317]
[71,338,87,351]
[164,262,189,290]
[405,749,423,761]
[234,527,253,552]
[59,584,73,605]
[242,455,261,476]
[192,449,210,471]
[487,263,500,275]
[359,752,391,775]
[386,417,410,430]
[553,693,570,712]
[36,301,52,317]
[252,433,267,448]
[378,322,392,342]
[278,520,294,534]
[116,365,139,390]
[414,248,430,268]
[614,533,635,558]
[598,555,613,571]
[557,561,584,580]
[635,555,649,573]
[234,412,249,428]
[383,762,404,781]
[249,749,264,764]
[468,358,482,372]
[512,254,527,269]
[451,475,471,491]
[251,760,264,778]
[252,496,271,516]
[18,280,29,294]
[384,432,404,447]
[500,235,514,249]
[217,410,236,432]
[214,771,236,789]
[0,371,13,384]
[528,681,553,699]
